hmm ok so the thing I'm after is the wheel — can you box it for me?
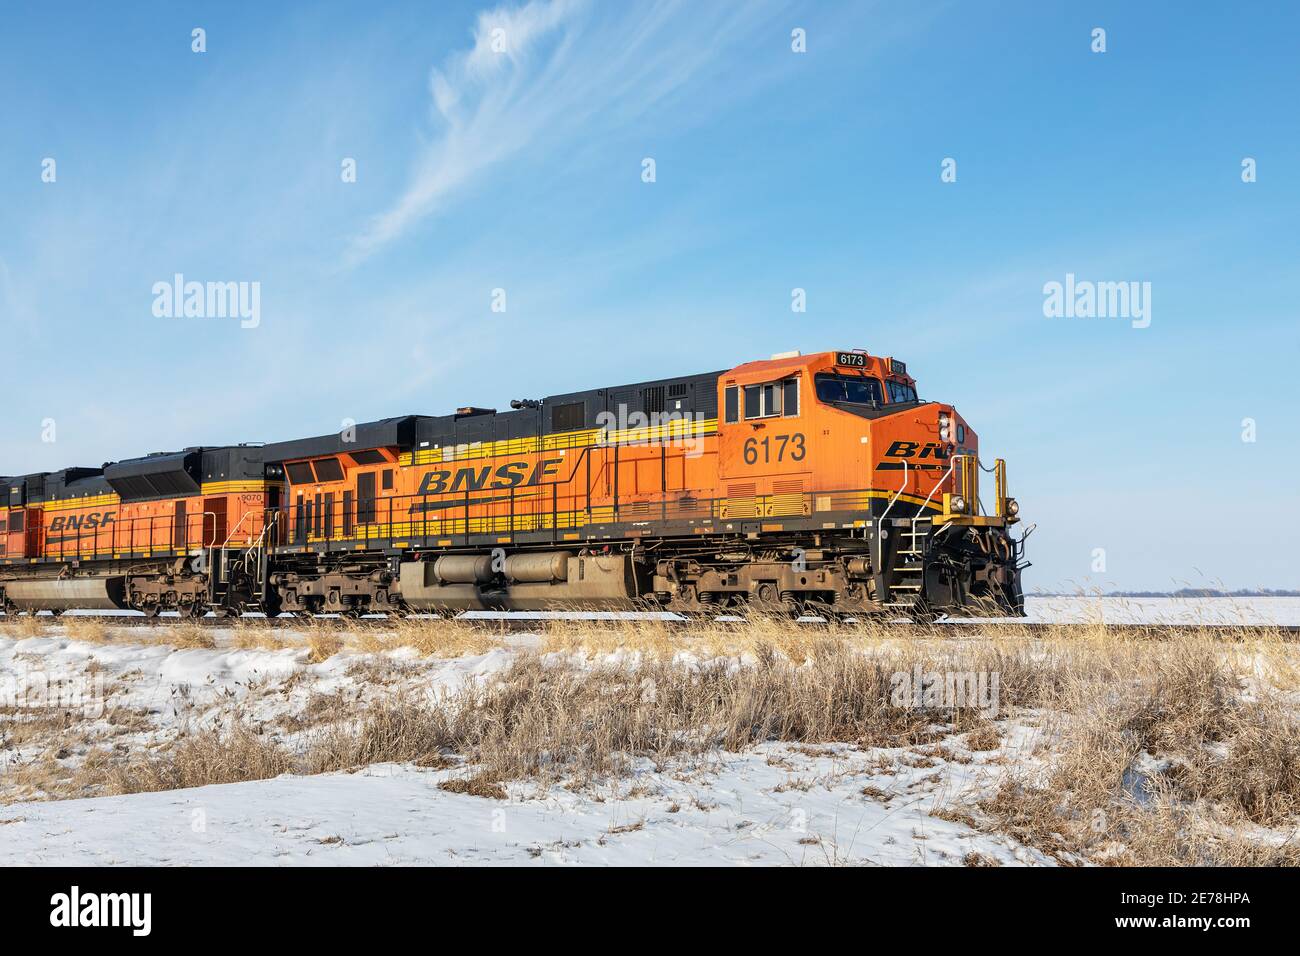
[141,604,160,619]
[261,592,284,619]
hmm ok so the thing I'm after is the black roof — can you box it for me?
[103,446,270,501]
[260,417,420,463]
[104,451,202,500]
[3,368,728,498]
[40,467,114,503]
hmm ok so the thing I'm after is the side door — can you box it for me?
[356,472,377,527]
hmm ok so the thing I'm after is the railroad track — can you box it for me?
[1,612,1296,636]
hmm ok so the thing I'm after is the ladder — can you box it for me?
[876,453,961,616]
[882,515,931,612]
[207,510,278,612]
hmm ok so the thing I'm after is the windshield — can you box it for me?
[815,373,884,406]
[886,380,918,403]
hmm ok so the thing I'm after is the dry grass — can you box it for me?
[108,724,293,794]
[387,617,501,658]
[63,617,111,644]
[231,620,287,651]
[969,631,1300,864]
[1,613,52,639]
[164,621,216,650]
[8,613,1300,866]
[437,772,507,800]
[537,612,872,663]
[307,632,343,663]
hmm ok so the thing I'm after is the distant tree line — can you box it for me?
[1031,588,1300,598]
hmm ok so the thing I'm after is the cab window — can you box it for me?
[312,457,345,482]
[815,373,883,406]
[741,378,799,420]
[886,380,917,403]
[285,462,315,485]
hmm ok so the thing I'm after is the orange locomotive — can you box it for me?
[0,349,1027,620]
[2,449,275,616]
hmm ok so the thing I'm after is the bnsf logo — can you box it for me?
[49,511,116,532]
[416,458,563,496]
[883,441,949,460]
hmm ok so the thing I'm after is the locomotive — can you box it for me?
[0,349,1028,621]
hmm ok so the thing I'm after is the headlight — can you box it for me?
[1006,498,1019,516]
[939,413,952,442]
[949,495,966,514]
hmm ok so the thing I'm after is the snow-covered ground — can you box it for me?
[1,595,1294,866]
[0,618,1053,865]
[1016,595,1300,626]
[0,743,1048,866]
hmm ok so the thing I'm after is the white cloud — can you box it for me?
[348,0,786,262]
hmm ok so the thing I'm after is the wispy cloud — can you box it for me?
[348,0,786,262]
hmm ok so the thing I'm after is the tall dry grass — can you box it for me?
[108,724,293,793]
[971,628,1300,864]
[1,613,52,639]
[12,613,1300,865]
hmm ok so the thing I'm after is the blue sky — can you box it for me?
[1,0,1297,591]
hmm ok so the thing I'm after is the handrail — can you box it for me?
[879,459,911,525]
[219,507,259,549]
[915,455,958,517]
[199,511,218,549]
[876,459,910,572]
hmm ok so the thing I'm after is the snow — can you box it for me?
[5,594,1298,627]
[998,595,1300,626]
[2,595,1294,866]
[0,746,1048,866]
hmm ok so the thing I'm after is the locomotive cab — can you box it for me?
[717,349,1025,618]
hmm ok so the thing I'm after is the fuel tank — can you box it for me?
[3,576,129,611]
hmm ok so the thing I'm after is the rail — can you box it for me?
[9,504,267,564]
[916,455,958,516]
[875,459,911,573]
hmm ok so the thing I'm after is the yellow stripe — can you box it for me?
[38,482,270,510]
[40,494,120,512]
[397,418,719,467]
[200,480,270,494]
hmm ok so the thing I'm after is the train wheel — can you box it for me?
[141,604,160,619]
[261,592,284,619]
